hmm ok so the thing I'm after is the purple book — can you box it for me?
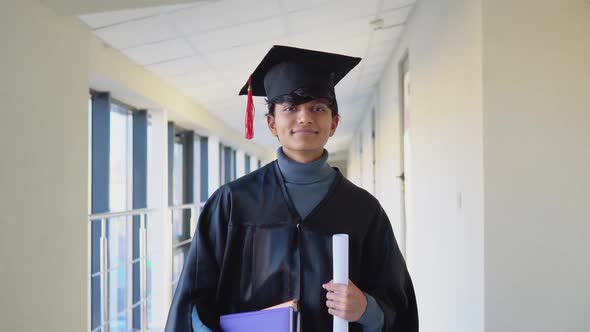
[220,307,299,332]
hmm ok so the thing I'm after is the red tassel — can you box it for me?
[245,76,255,139]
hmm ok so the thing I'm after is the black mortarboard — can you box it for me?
[239,45,361,139]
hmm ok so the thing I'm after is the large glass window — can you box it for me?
[219,143,236,185]
[109,104,133,213]
[90,94,151,332]
[108,103,134,331]
[245,154,251,174]
[170,130,194,292]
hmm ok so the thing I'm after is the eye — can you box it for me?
[312,105,327,112]
[282,106,296,112]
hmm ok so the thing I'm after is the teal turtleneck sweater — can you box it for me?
[276,147,337,219]
[276,148,384,332]
[191,148,384,331]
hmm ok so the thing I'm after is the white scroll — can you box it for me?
[332,234,349,332]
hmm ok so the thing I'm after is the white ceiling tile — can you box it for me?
[188,17,286,53]
[93,15,178,49]
[168,0,281,36]
[379,4,413,26]
[195,80,231,93]
[122,38,195,66]
[289,17,371,49]
[290,33,367,58]
[286,0,380,33]
[147,55,212,77]
[372,26,402,44]
[79,3,201,29]
[381,0,416,12]
[205,38,289,80]
[82,0,417,153]
[173,69,221,87]
[281,0,332,13]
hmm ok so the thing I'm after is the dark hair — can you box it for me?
[265,87,339,117]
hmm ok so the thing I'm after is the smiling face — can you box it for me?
[267,98,339,163]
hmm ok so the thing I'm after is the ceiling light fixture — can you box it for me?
[370,17,405,31]
[370,17,385,30]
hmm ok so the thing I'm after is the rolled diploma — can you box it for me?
[333,234,349,332]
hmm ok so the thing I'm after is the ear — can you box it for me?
[267,115,278,136]
[329,115,340,137]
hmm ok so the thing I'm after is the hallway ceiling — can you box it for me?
[79,0,416,153]
[42,0,204,15]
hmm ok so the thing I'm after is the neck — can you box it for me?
[277,147,334,184]
[281,147,324,163]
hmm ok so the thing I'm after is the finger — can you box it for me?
[323,282,347,293]
[325,299,345,310]
[326,291,349,305]
[328,307,346,319]
[326,291,335,300]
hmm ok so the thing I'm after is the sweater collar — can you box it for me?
[277,148,334,184]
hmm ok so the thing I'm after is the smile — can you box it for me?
[291,129,318,134]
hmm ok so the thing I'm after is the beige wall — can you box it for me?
[483,0,590,331]
[0,1,272,330]
[0,1,90,331]
[348,0,485,331]
[350,0,590,331]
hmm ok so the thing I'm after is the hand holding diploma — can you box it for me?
[323,279,368,322]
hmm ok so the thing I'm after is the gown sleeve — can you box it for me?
[164,187,231,332]
[360,206,419,332]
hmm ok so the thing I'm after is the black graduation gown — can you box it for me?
[165,161,418,332]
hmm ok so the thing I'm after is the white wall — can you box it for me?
[347,133,362,186]
[236,150,246,178]
[482,1,590,331]
[147,108,172,328]
[0,1,89,331]
[404,2,485,330]
[0,1,273,331]
[348,0,485,331]
[360,109,375,195]
[349,1,590,331]
[207,136,221,196]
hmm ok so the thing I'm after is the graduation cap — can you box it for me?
[239,45,361,139]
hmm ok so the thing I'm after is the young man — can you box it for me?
[165,45,418,331]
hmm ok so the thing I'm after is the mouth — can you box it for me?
[291,129,318,134]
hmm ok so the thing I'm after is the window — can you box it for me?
[219,143,236,185]
[171,130,192,291]
[107,103,133,330]
[245,154,251,174]
[90,93,150,332]
[200,136,209,202]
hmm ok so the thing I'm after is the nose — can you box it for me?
[297,106,314,124]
